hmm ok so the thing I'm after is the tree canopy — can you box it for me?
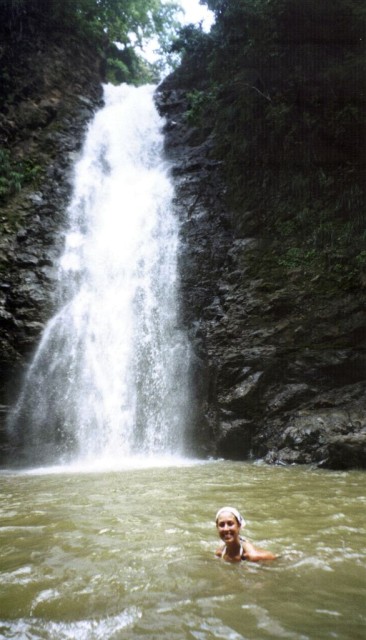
[0,0,182,83]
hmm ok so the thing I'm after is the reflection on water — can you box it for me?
[0,460,365,639]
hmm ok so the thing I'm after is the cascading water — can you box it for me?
[7,84,191,467]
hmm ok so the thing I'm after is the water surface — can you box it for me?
[1,460,365,639]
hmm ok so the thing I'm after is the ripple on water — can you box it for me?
[0,462,365,640]
[0,565,33,585]
[0,607,142,640]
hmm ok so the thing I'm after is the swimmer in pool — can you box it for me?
[215,506,277,563]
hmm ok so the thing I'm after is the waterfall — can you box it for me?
[8,84,191,468]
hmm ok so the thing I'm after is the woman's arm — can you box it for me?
[242,539,277,562]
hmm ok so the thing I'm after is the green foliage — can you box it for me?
[356,251,366,270]
[106,57,131,85]
[185,90,207,123]
[171,23,211,57]
[277,247,318,270]
[185,88,218,124]
[0,148,41,202]
[0,0,181,84]
[105,44,158,85]
[189,0,366,289]
[166,23,214,86]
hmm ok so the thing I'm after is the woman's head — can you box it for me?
[215,506,245,527]
[215,507,245,546]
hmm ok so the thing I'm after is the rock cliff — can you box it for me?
[155,76,366,471]
[1,31,365,470]
[0,29,104,456]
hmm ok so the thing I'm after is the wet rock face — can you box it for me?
[1,44,366,470]
[155,80,366,470]
[0,33,104,454]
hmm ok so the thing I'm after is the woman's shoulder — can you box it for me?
[241,538,278,562]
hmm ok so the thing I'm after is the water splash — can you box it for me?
[8,84,191,467]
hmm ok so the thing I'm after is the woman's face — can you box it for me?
[216,511,241,545]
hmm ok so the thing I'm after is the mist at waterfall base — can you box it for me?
[7,84,193,470]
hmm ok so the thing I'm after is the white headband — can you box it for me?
[215,506,246,527]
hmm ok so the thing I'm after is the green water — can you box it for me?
[0,460,365,639]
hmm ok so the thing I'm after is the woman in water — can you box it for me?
[215,506,277,563]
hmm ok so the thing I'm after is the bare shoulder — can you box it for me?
[215,546,223,558]
[242,539,277,562]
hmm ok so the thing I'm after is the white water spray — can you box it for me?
[8,84,191,467]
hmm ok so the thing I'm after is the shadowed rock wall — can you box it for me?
[155,79,366,471]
